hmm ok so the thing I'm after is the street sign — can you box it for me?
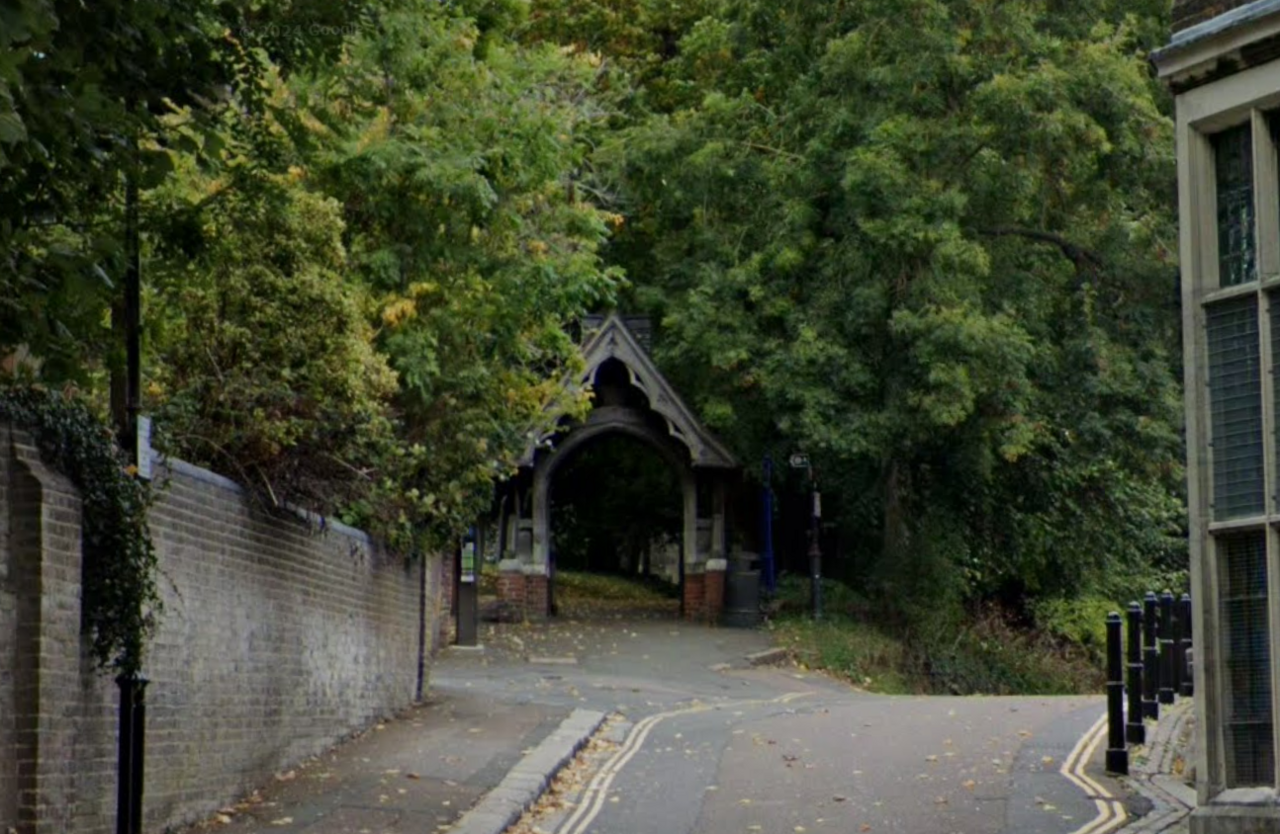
[788,453,810,469]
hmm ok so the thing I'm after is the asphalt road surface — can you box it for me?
[433,616,1125,834]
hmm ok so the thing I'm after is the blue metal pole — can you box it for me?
[762,455,776,593]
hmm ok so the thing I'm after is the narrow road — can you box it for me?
[434,617,1126,834]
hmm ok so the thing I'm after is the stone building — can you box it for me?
[1154,1,1280,829]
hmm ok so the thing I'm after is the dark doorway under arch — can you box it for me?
[549,432,684,617]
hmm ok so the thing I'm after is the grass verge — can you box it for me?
[768,577,1105,696]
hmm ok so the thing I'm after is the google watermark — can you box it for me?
[229,21,366,39]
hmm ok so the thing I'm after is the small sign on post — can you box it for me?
[460,537,476,584]
[135,416,152,481]
[788,453,810,469]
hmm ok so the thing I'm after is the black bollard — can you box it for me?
[116,673,148,834]
[1180,593,1194,697]
[1105,612,1128,774]
[1159,591,1176,705]
[1170,589,1184,696]
[1143,592,1159,720]
[1126,602,1145,745]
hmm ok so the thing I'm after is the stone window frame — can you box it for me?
[1179,62,1280,802]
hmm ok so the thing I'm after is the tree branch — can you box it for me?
[976,226,1105,273]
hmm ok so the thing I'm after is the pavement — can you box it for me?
[1116,697,1198,834]
[177,613,1199,834]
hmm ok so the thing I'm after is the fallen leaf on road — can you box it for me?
[833,795,847,802]
[934,796,948,804]
[407,773,420,780]
[215,815,232,825]
[1041,756,1054,765]
[926,755,938,762]
[860,825,871,832]
[269,819,293,826]
[962,780,976,790]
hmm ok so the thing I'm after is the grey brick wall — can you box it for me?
[1173,0,1259,32]
[0,429,443,834]
[0,428,17,829]
[9,427,87,834]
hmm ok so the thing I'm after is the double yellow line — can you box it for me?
[558,691,811,834]
[1061,712,1128,834]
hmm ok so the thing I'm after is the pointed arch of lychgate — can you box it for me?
[503,314,738,618]
[518,314,737,471]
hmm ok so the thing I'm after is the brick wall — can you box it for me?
[1173,0,1257,32]
[704,566,725,624]
[10,428,85,834]
[0,430,443,834]
[683,572,706,622]
[0,429,16,829]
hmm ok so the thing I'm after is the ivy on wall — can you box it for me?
[0,383,159,676]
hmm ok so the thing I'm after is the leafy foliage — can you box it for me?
[565,0,1185,633]
[0,0,373,378]
[0,383,158,675]
[145,161,399,517]
[285,0,621,543]
[0,0,1189,682]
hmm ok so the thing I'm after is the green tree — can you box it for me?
[583,0,1183,628]
[285,0,622,543]
[145,157,399,516]
[0,0,371,378]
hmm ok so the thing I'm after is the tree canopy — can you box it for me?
[0,0,1185,632]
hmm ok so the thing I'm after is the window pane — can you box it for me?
[1208,296,1265,518]
[1221,532,1274,788]
[1273,296,1280,507]
[1215,124,1256,287]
